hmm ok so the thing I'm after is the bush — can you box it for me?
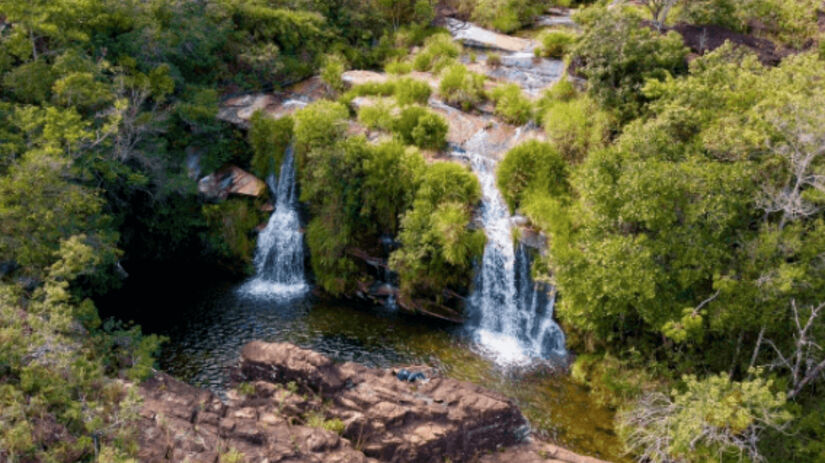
[394,105,448,150]
[496,140,568,211]
[486,52,501,67]
[390,162,484,298]
[320,54,347,93]
[202,199,266,271]
[537,30,577,59]
[572,7,688,122]
[542,95,608,163]
[410,112,449,150]
[472,0,548,33]
[394,77,432,105]
[438,64,486,110]
[490,83,533,125]
[249,112,294,179]
[412,33,461,72]
[357,100,396,131]
[385,58,413,74]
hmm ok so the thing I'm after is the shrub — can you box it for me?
[249,112,294,178]
[486,52,502,67]
[394,105,448,150]
[394,77,432,105]
[390,162,484,298]
[412,33,461,72]
[471,0,547,33]
[497,140,568,211]
[385,58,413,74]
[202,199,266,271]
[537,30,577,59]
[305,411,346,434]
[410,112,449,150]
[542,95,608,163]
[438,64,486,110]
[357,99,396,131]
[320,54,347,93]
[490,83,533,125]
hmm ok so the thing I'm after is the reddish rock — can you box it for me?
[198,165,266,199]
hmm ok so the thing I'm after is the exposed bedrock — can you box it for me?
[137,341,610,463]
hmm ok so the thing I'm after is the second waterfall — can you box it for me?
[461,151,567,366]
[241,146,308,298]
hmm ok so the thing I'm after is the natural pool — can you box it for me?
[105,280,625,461]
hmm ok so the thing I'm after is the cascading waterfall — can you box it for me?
[240,146,308,298]
[458,146,566,366]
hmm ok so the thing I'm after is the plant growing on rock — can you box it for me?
[412,33,462,72]
[537,30,578,59]
[249,111,294,178]
[497,140,568,212]
[490,83,533,125]
[542,95,609,163]
[394,77,432,105]
[393,105,448,150]
[320,54,347,94]
[438,64,486,111]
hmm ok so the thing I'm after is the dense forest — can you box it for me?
[1,0,824,461]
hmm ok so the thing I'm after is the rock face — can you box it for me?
[138,341,611,463]
[198,165,267,199]
[240,341,530,462]
[445,18,533,52]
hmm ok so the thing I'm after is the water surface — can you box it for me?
[112,281,624,461]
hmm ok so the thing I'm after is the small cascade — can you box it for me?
[457,148,566,366]
[240,147,308,298]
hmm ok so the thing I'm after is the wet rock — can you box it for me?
[198,165,267,199]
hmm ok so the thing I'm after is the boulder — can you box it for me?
[445,18,534,52]
[198,165,267,199]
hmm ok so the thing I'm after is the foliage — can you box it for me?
[536,30,578,59]
[411,33,462,72]
[676,0,821,46]
[471,0,549,33]
[571,6,688,122]
[305,411,346,434]
[542,95,609,163]
[249,112,294,179]
[201,199,266,273]
[320,54,347,94]
[497,140,568,212]
[391,162,484,299]
[486,52,501,67]
[438,64,486,111]
[394,77,433,106]
[393,106,448,150]
[619,372,792,463]
[490,84,533,125]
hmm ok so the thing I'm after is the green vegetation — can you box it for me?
[496,140,568,212]
[391,162,485,299]
[412,33,462,72]
[571,5,688,122]
[542,93,608,163]
[249,113,294,179]
[536,30,578,59]
[305,411,346,434]
[471,0,549,33]
[438,64,486,111]
[490,83,533,125]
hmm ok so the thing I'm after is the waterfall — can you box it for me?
[460,149,566,366]
[240,146,308,298]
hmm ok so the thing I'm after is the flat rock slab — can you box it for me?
[446,18,535,52]
[240,341,530,462]
[137,372,375,463]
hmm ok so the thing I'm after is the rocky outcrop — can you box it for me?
[668,23,785,66]
[137,372,375,463]
[198,165,267,199]
[240,341,529,462]
[218,77,326,126]
[445,18,533,52]
[138,342,610,463]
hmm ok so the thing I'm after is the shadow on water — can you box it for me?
[99,279,626,461]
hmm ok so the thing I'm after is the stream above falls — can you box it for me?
[102,279,625,461]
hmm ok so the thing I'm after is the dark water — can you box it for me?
[105,280,625,461]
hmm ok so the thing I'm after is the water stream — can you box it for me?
[453,142,566,366]
[239,147,308,298]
